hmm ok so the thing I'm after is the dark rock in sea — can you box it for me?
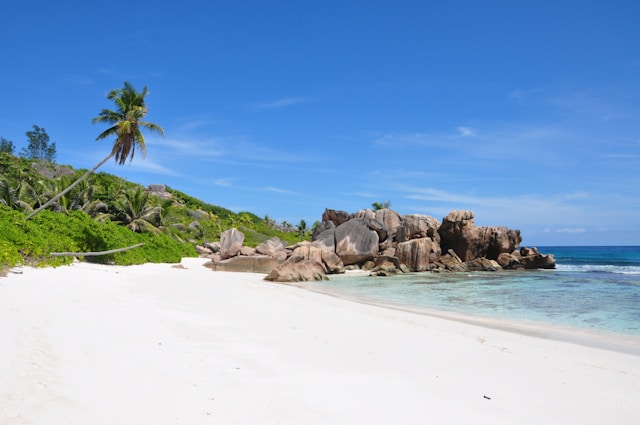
[369,255,409,276]
[437,249,467,272]
[518,247,556,269]
[465,257,502,272]
[439,210,521,261]
[497,252,523,269]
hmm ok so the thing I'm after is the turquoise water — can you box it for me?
[305,246,640,336]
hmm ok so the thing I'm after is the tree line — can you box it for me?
[1,125,57,162]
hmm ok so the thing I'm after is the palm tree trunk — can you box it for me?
[50,242,145,257]
[26,152,114,219]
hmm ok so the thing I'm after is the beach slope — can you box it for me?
[1,259,639,424]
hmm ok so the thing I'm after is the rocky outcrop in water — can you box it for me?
[200,208,555,282]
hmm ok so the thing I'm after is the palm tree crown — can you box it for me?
[26,81,164,219]
[92,81,165,165]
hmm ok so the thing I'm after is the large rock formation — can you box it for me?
[439,211,521,261]
[395,238,441,272]
[219,228,244,260]
[215,256,281,273]
[264,256,328,282]
[291,243,344,274]
[255,237,288,261]
[334,218,380,265]
[375,208,403,241]
[200,207,555,281]
[497,247,555,270]
[396,214,440,243]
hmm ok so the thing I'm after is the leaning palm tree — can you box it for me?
[26,81,164,219]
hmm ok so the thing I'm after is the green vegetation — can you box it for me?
[0,153,309,271]
[0,205,195,270]
[372,200,392,211]
[0,137,15,154]
[20,125,56,162]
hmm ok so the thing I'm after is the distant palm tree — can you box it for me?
[296,219,308,241]
[371,200,392,211]
[27,81,164,219]
[111,186,162,233]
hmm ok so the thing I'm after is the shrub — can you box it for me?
[0,206,196,268]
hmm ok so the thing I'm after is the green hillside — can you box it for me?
[0,152,310,272]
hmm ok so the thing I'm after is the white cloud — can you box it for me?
[146,136,225,158]
[556,228,586,234]
[344,191,379,198]
[266,186,298,194]
[252,97,306,109]
[177,118,213,132]
[101,158,182,177]
[394,184,594,228]
[214,178,233,187]
[457,126,476,137]
[66,74,93,86]
[374,130,456,147]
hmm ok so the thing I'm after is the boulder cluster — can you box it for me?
[197,208,556,282]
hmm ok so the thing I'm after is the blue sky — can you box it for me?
[1,1,639,246]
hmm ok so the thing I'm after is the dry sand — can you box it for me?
[1,258,639,424]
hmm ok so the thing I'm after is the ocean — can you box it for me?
[305,246,640,337]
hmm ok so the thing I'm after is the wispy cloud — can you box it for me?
[457,126,476,137]
[146,136,225,158]
[374,131,441,147]
[101,157,182,177]
[252,97,307,109]
[343,191,379,198]
[176,118,214,132]
[392,184,588,226]
[266,186,298,194]
[214,178,233,187]
[556,227,586,234]
[373,124,572,165]
[65,74,94,86]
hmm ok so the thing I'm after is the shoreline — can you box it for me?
[298,276,640,356]
[2,259,639,424]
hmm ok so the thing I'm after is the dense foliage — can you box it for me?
[0,206,195,268]
[0,153,308,271]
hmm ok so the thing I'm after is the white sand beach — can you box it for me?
[1,258,639,424]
